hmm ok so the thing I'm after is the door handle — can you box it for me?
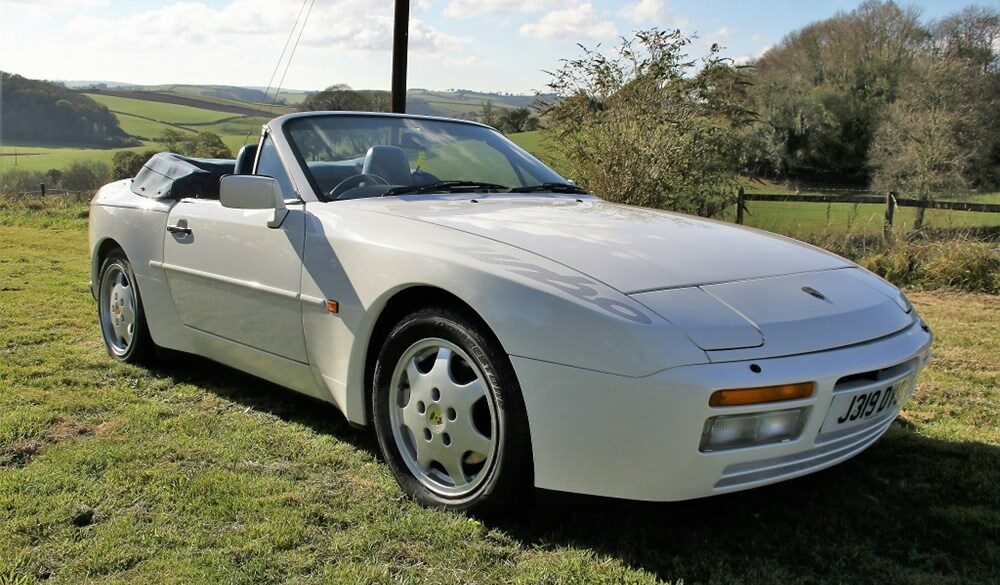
[166,224,192,236]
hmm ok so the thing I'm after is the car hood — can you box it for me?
[369,194,852,293]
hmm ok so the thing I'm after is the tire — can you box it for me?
[372,306,533,514]
[97,250,156,365]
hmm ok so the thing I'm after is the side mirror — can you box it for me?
[219,175,288,228]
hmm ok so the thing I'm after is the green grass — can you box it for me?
[0,196,997,583]
[85,94,237,125]
[0,94,268,172]
[509,130,571,177]
[728,199,1000,236]
[0,145,150,174]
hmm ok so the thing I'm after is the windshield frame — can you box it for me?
[277,112,566,202]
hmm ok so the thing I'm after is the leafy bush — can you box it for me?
[156,130,231,159]
[112,150,160,180]
[60,160,111,192]
[0,168,47,195]
[544,29,753,218]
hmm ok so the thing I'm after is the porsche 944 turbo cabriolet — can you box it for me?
[89,112,932,512]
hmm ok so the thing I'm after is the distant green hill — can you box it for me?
[0,73,136,148]
[1,80,552,173]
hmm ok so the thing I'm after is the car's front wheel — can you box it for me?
[372,307,532,514]
[97,250,156,364]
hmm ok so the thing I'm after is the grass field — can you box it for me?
[0,94,269,173]
[726,198,1000,236]
[0,197,997,584]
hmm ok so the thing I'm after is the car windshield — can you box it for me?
[283,114,568,201]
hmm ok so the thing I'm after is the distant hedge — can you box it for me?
[1,72,138,148]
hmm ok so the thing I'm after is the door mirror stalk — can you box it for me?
[219,175,288,229]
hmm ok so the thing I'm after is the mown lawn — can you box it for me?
[0,198,997,584]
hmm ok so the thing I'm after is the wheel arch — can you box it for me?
[92,237,125,297]
[360,285,508,427]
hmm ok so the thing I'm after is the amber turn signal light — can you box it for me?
[709,382,814,407]
[325,300,339,314]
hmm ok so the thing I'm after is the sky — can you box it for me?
[0,0,986,94]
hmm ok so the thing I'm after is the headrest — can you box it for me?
[362,145,412,186]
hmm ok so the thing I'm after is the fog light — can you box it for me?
[700,408,806,452]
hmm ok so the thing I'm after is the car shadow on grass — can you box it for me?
[145,355,997,584]
[492,427,999,584]
[147,351,382,460]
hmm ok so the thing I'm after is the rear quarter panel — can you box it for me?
[89,182,188,350]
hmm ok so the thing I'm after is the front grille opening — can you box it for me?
[837,370,879,386]
[833,357,920,392]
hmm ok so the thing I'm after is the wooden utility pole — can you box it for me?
[391,0,410,114]
[0,70,4,174]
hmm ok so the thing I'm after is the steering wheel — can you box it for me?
[329,173,390,199]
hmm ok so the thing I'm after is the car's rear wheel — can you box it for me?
[98,250,155,364]
[372,307,532,514]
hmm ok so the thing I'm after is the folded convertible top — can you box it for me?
[130,153,235,199]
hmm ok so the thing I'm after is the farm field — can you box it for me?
[725,196,1000,236]
[507,132,1000,236]
[0,196,997,584]
[0,94,270,172]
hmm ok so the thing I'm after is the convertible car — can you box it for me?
[90,112,932,512]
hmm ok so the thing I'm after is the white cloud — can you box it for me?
[733,44,774,65]
[444,0,568,19]
[520,2,617,41]
[618,0,688,28]
[63,0,466,56]
[0,0,107,6]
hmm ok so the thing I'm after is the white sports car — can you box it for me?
[90,112,932,512]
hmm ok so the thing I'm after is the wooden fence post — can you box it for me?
[736,186,745,225]
[884,191,895,241]
[39,183,46,197]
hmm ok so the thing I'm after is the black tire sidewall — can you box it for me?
[372,307,532,513]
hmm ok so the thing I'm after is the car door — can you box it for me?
[161,135,308,363]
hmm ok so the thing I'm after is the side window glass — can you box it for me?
[256,136,297,198]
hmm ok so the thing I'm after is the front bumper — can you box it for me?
[513,319,932,502]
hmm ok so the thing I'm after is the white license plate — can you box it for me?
[821,375,915,434]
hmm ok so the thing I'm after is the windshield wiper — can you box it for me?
[382,181,509,197]
[508,182,590,195]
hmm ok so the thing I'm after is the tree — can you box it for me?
[0,72,138,148]
[868,58,976,229]
[112,150,160,180]
[748,1,926,184]
[155,130,232,159]
[301,85,390,112]
[187,132,233,159]
[543,29,750,217]
[157,129,189,152]
[479,100,497,127]
[496,108,538,134]
[928,6,1000,188]
[60,160,110,192]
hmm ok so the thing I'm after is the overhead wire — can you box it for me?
[242,0,312,146]
[265,0,316,119]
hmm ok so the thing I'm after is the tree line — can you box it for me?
[0,73,137,148]
[541,1,998,225]
[298,85,541,135]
